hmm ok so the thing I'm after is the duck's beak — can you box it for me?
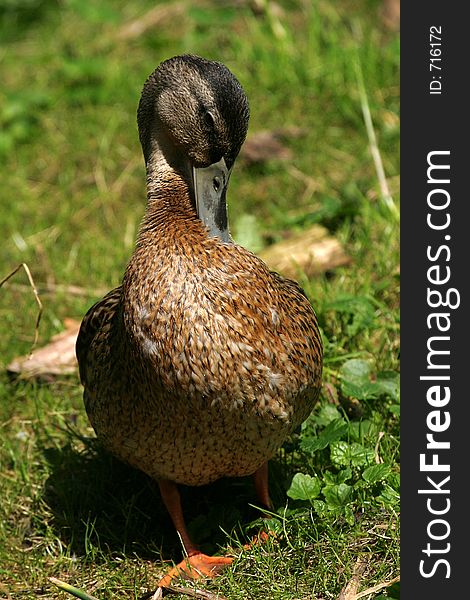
[192,158,232,243]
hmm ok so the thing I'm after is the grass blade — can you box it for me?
[353,51,399,220]
[49,577,100,600]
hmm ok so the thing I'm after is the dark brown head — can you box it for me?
[137,55,250,242]
[137,55,250,170]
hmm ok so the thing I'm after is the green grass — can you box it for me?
[0,1,399,598]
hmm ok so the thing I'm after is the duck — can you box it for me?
[76,54,323,588]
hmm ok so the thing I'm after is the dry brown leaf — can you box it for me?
[259,224,351,279]
[7,319,80,381]
[242,132,292,164]
[241,127,307,165]
[381,0,400,31]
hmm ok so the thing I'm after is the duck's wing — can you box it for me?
[270,270,309,300]
[75,286,122,386]
[269,269,323,360]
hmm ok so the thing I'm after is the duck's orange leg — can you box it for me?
[239,462,275,550]
[253,461,273,510]
[157,479,233,588]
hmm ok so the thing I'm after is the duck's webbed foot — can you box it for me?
[157,479,233,588]
[157,551,233,588]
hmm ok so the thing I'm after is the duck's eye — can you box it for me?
[203,110,215,128]
[213,176,221,192]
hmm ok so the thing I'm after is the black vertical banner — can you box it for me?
[401,4,467,598]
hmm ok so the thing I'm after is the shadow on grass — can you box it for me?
[41,434,292,563]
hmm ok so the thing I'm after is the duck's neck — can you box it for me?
[139,149,198,232]
[125,152,204,298]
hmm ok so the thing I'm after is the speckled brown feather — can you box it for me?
[76,55,322,488]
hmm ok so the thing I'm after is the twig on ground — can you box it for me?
[4,281,108,298]
[323,382,340,405]
[355,575,400,599]
[336,554,399,600]
[0,263,43,355]
[164,586,228,600]
[337,556,368,600]
[374,431,385,464]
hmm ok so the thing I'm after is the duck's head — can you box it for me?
[137,55,250,242]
